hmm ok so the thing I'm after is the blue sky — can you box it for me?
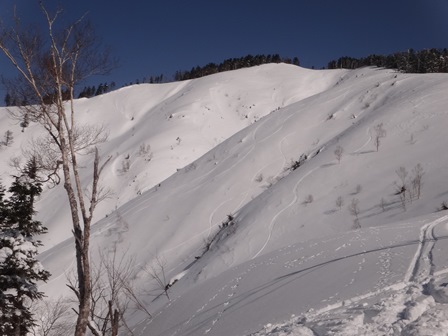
[1,0,448,97]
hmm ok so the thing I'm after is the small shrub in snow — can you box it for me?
[264,176,278,188]
[335,196,344,210]
[411,163,424,200]
[438,201,448,212]
[120,158,130,173]
[348,198,361,229]
[303,194,314,206]
[286,154,307,172]
[334,146,343,164]
[380,197,387,212]
[137,143,151,156]
[1,130,13,147]
[394,166,408,210]
[373,122,387,152]
[254,173,263,183]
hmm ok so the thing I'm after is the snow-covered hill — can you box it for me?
[2,64,448,335]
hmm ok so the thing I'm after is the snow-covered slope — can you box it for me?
[0,64,342,248]
[2,64,448,335]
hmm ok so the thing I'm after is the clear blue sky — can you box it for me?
[1,0,448,98]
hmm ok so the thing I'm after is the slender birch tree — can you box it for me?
[0,3,115,335]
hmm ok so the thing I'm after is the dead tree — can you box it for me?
[31,297,74,336]
[67,249,149,336]
[144,254,172,301]
[395,166,408,210]
[0,4,115,335]
[348,198,361,229]
[373,123,387,152]
[334,145,343,164]
[411,163,424,200]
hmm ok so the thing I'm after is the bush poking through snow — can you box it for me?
[348,198,361,229]
[303,194,314,206]
[199,215,236,258]
[286,154,307,172]
[144,254,172,301]
[380,197,387,212]
[334,146,343,164]
[335,196,344,211]
[373,123,387,152]
[1,130,14,147]
[120,158,131,173]
[438,201,448,212]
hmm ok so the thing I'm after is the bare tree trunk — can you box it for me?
[0,3,115,335]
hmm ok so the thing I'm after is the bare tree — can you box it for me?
[1,130,14,146]
[380,197,387,212]
[395,166,408,210]
[0,4,115,335]
[334,145,343,164]
[373,123,387,152]
[67,249,148,336]
[335,196,344,211]
[348,198,361,229]
[411,163,424,200]
[144,254,172,301]
[31,297,74,336]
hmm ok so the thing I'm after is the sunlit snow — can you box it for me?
[1,64,448,335]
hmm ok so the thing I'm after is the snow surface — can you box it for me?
[2,64,448,335]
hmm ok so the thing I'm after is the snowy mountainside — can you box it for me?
[0,64,340,248]
[2,64,448,335]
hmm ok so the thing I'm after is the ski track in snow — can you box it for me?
[280,214,448,336]
[251,166,320,259]
[405,214,448,284]
[251,121,370,260]
[351,126,372,154]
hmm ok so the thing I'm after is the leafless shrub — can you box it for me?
[335,196,344,210]
[380,197,387,212]
[373,123,387,152]
[264,175,279,188]
[334,146,343,164]
[67,249,149,336]
[144,255,172,301]
[30,297,74,336]
[254,173,263,183]
[438,201,448,212]
[395,166,408,210]
[348,198,361,229]
[137,143,152,158]
[303,194,314,206]
[1,130,14,146]
[120,158,130,173]
[411,163,424,200]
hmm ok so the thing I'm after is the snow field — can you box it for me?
[2,64,448,335]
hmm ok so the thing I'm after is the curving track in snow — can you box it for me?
[405,214,448,284]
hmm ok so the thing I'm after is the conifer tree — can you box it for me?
[0,160,50,335]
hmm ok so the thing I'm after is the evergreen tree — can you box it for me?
[4,93,12,107]
[0,160,50,335]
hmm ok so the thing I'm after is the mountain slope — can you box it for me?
[2,64,448,335]
[0,64,342,248]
